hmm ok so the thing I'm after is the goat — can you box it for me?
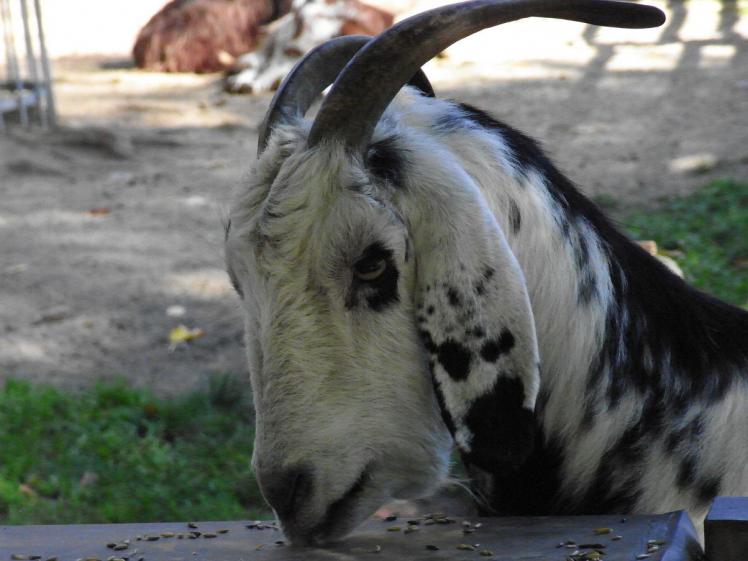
[223,0,394,94]
[133,0,293,73]
[224,0,748,546]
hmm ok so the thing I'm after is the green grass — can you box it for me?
[0,375,267,525]
[617,179,748,307]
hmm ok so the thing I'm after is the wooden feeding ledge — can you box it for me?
[1,511,712,561]
[2,498,746,561]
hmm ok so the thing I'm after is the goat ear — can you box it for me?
[412,193,540,476]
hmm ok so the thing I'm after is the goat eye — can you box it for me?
[353,257,387,281]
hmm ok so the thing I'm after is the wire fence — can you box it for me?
[0,0,55,130]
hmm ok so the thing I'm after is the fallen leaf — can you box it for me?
[169,325,205,349]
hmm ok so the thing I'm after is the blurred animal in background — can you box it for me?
[132,0,393,93]
[133,0,294,73]
[223,0,394,94]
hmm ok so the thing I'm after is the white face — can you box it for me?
[225,136,453,544]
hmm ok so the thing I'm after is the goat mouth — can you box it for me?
[303,466,373,544]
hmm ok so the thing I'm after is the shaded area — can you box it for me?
[0,1,746,393]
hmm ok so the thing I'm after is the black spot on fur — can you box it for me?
[447,287,461,307]
[461,376,535,476]
[697,476,721,505]
[475,280,486,296]
[418,330,437,354]
[436,339,472,381]
[483,267,495,282]
[480,328,515,362]
[426,305,435,315]
[677,456,697,489]
[351,242,399,312]
[578,269,597,304]
[367,137,405,186]
[471,325,485,338]
[508,199,522,234]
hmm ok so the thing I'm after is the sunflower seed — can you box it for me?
[188,523,198,529]
[46,557,58,561]
[424,520,435,526]
[387,526,401,532]
[145,536,159,542]
[217,529,229,534]
[635,555,650,560]
[593,528,612,535]
[106,544,118,550]
[425,545,439,551]
[407,520,420,526]
[113,545,128,551]
[647,539,666,546]
[255,545,264,551]
[275,541,285,546]
[611,535,623,541]
[29,556,41,560]
[456,544,475,551]
[11,555,28,560]
[160,532,175,538]
[202,532,217,538]
[384,515,397,522]
[404,527,418,534]
[479,551,493,557]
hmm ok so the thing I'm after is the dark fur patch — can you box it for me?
[508,199,522,234]
[367,137,405,186]
[446,287,461,307]
[697,476,721,505]
[461,376,535,476]
[480,328,516,362]
[436,339,472,381]
[426,305,435,315]
[418,329,437,354]
[431,374,457,436]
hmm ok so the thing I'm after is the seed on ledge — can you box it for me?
[403,527,418,534]
[29,556,41,560]
[407,520,420,526]
[473,523,482,529]
[611,535,623,541]
[46,557,58,561]
[425,545,439,551]
[255,545,264,551]
[113,545,128,551]
[387,526,401,532]
[479,550,493,557]
[160,532,174,538]
[11,555,29,560]
[202,532,217,538]
[145,536,159,542]
[647,539,666,546]
[384,515,397,522]
[456,544,475,551]
[217,529,229,534]
[188,523,198,529]
[635,555,651,560]
[424,520,435,526]
[593,528,613,535]
[106,544,117,550]
[275,541,285,546]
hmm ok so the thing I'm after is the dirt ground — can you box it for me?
[1,1,746,395]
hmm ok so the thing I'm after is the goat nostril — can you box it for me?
[259,466,313,519]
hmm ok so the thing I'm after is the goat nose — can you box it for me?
[257,466,313,519]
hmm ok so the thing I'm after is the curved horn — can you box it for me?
[308,0,666,152]
[258,35,435,156]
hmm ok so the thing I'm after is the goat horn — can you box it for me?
[258,35,434,156]
[308,0,665,152]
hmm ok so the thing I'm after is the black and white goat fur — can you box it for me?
[224,0,748,546]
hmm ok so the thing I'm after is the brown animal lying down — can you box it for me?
[133,0,393,82]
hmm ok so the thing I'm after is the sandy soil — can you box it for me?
[1,1,746,394]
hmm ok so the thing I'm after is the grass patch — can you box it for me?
[0,375,267,525]
[619,179,748,307]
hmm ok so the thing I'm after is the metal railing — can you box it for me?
[0,0,55,130]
